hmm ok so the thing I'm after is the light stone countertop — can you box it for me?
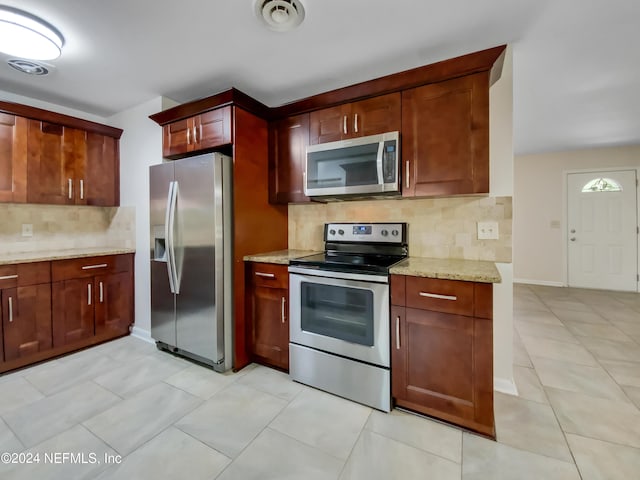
[390,257,501,283]
[243,249,320,265]
[0,247,136,266]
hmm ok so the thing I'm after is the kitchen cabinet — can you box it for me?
[390,274,494,438]
[52,254,133,347]
[402,73,490,197]
[162,106,232,159]
[1,262,52,363]
[247,262,289,371]
[268,113,310,204]
[0,113,28,203]
[309,93,401,145]
[84,132,119,206]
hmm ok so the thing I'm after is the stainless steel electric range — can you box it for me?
[288,222,407,411]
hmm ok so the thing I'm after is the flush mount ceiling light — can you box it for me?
[0,6,64,60]
[255,0,305,32]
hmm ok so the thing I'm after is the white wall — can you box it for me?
[0,90,110,124]
[108,98,165,339]
[489,46,515,394]
[514,145,640,286]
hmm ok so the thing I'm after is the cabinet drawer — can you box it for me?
[0,262,51,288]
[52,254,132,281]
[248,263,288,289]
[405,276,474,316]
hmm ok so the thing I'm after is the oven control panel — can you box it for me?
[324,223,406,244]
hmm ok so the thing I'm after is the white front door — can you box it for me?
[567,170,638,291]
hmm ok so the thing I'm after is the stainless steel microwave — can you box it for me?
[304,131,400,198]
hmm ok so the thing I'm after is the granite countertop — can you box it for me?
[390,257,501,283]
[0,247,136,266]
[243,249,320,265]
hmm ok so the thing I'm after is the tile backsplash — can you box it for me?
[289,196,512,263]
[0,204,135,254]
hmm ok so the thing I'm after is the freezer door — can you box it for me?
[173,154,224,363]
[150,162,176,347]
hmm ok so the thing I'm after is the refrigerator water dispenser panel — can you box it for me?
[153,226,167,261]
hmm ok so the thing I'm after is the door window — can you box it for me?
[300,282,374,346]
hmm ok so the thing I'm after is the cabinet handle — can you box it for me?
[255,272,275,278]
[99,281,104,303]
[199,124,203,143]
[419,292,458,301]
[82,263,108,270]
[193,126,198,144]
[80,179,84,200]
[187,127,191,145]
[88,283,92,306]
[343,115,347,135]
[8,296,13,322]
[281,297,286,324]
[68,178,73,199]
[405,161,410,189]
[354,113,358,133]
[0,274,18,280]
[395,316,400,350]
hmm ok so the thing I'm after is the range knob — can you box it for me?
[391,229,399,236]
[329,229,336,235]
[338,229,344,235]
[381,229,389,237]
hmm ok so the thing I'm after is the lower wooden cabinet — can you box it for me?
[390,274,494,438]
[0,253,134,373]
[246,262,289,370]
[1,262,52,363]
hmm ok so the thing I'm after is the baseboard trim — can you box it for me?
[494,377,518,396]
[130,327,154,344]
[514,278,565,287]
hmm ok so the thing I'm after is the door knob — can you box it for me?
[570,229,576,233]
[570,237,576,241]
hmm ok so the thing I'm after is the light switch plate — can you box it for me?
[477,221,499,240]
[22,223,33,237]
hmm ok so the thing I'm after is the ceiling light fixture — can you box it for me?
[255,0,305,32]
[0,6,64,60]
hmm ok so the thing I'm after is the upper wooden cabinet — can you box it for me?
[402,73,490,197]
[309,93,401,145]
[0,113,28,203]
[269,113,310,204]
[0,101,122,206]
[162,106,232,159]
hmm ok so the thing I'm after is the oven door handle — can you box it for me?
[288,266,389,284]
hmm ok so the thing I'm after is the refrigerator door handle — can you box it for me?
[168,180,180,294]
[165,181,176,294]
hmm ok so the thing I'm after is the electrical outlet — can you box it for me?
[477,221,499,240]
[21,223,33,237]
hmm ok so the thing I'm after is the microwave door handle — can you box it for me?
[376,142,384,187]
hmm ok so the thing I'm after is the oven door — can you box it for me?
[288,267,390,368]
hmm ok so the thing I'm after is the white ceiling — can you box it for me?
[0,0,638,155]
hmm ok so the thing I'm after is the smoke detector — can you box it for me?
[7,59,50,75]
[255,0,305,32]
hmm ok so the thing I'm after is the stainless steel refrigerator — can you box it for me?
[149,152,233,372]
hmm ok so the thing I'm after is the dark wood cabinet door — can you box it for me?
[309,104,348,145]
[162,118,193,158]
[0,113,28,203]
[2,285,52,361]
[84,133,119,206]
[402,73,489,197]
[27,121,86,204]
[196,107,232,150]
[251,285,288,370]
[94,272,132,337]
[52,278,94,347]
[350,93,401,138]
[269,113,310,204]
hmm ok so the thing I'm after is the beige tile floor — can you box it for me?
[0,284,638,479]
